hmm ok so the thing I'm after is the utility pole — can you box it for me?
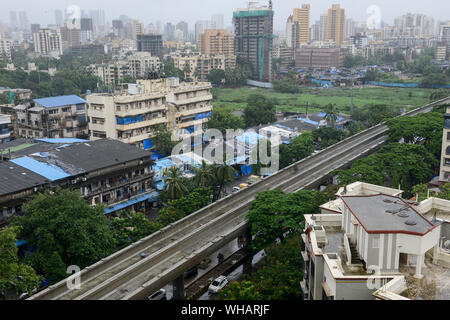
[306,101,309,119]
[350,72,354,117]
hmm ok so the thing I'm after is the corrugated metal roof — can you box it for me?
[104,191,159,214]
[10,157,71,181]
[33,95,86,108]
[0,162,48,196]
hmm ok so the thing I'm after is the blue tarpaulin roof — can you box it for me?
[235,132,265,145]
[104,191,159,214]
[35,138,87,144]
[10,157,71,181]
[33,95,86,108]
[152,158,177,171]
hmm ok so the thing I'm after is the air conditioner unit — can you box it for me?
[82,177,87,181]
[71,179,77,184]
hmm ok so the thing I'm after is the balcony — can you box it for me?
[178,105,213,117]
[115,104,167,117]
[174,94,213,106]
[116,117,166,131]
[84,172,153,199]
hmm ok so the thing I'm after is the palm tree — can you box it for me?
[323,103,338,128]
[163,166,188,200]
[193,160,214,187]
[211,164,236,201]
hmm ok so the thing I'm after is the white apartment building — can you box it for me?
[0,114,11,143]
[301,182,449,301]
[0,37,12,61]
[127,52,161,79]
[33,29,63,55]
[171,53,236,81]
[86,78,213,150]
[440,106,450,182]
[87,62,129,86]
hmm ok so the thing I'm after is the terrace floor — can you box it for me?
[400,257,450,300]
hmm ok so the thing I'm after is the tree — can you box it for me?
[323,103,338,128]
[343,54,366,68]
[153,124,178,157]
[421,73,449,88]
[164,166,188,200]
[204,108,245,135]
[430,89,449,101]
[247,190,320,251]
[110,211,159,249]
[207,69,226,86]
[0,227,42,296]
[219,235,304,300]
[11,189,115,284]
[312,127,346,150]
[272,78,300,93]
[218,281,262,300]
[211,164,236,201]
[243,93,277,128]
[192,161,215,187]
[334,143,436,194]
[279,132,315,169]
[386,112,443,159]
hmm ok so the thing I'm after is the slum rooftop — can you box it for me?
[0,138,152,196]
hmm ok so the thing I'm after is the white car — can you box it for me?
[208,276,229,294]
[148,289,167,300]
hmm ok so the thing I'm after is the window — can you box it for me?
[373,238,379,248]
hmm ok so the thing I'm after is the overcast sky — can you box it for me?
[1,0,449,31]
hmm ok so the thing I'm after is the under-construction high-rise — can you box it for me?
[233,1,274,83]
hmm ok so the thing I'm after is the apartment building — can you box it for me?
[196,54,236,81]
[171,52,236,81]
[198,29,234,55]
[440,106,450,182]
[327,4,345,46]
[137,34,163,56]
[292,4,310,46]
[86,77,213,149]
[0,138,156,225]
[87,62,129,86]
[362,45,395,60]
[0,114,11,143]
[127,52,161,79]
[60,26,81,51]
[33,28,63,55]
[294,47,344,68]
[302,182,447,300]
[0,36,12,60]
[13,95,88,139]
[233,1,274,82]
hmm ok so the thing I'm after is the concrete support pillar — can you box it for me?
[242,255,253,275]
[414,254,424,279]
[432,245,439,265]
[172,275,185,300]
[243,227,252,248]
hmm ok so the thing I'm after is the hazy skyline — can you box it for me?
[1,0,449,31]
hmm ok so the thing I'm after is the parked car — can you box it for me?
[208,276,229,294]
[184,266,198,279]
[232,186,241,193]
[148,289,167,300]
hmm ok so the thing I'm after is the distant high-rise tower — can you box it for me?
[319,13,328,41]
[211,14,225,29]
[55,10,63,26]
[9,11,18,29]
[292,4,310,45]
[233,1,274,82]
[327,4,345,46]
[18,11,29,30]
[176,22,189,41]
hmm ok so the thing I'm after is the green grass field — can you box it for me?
[212,86,444,114]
